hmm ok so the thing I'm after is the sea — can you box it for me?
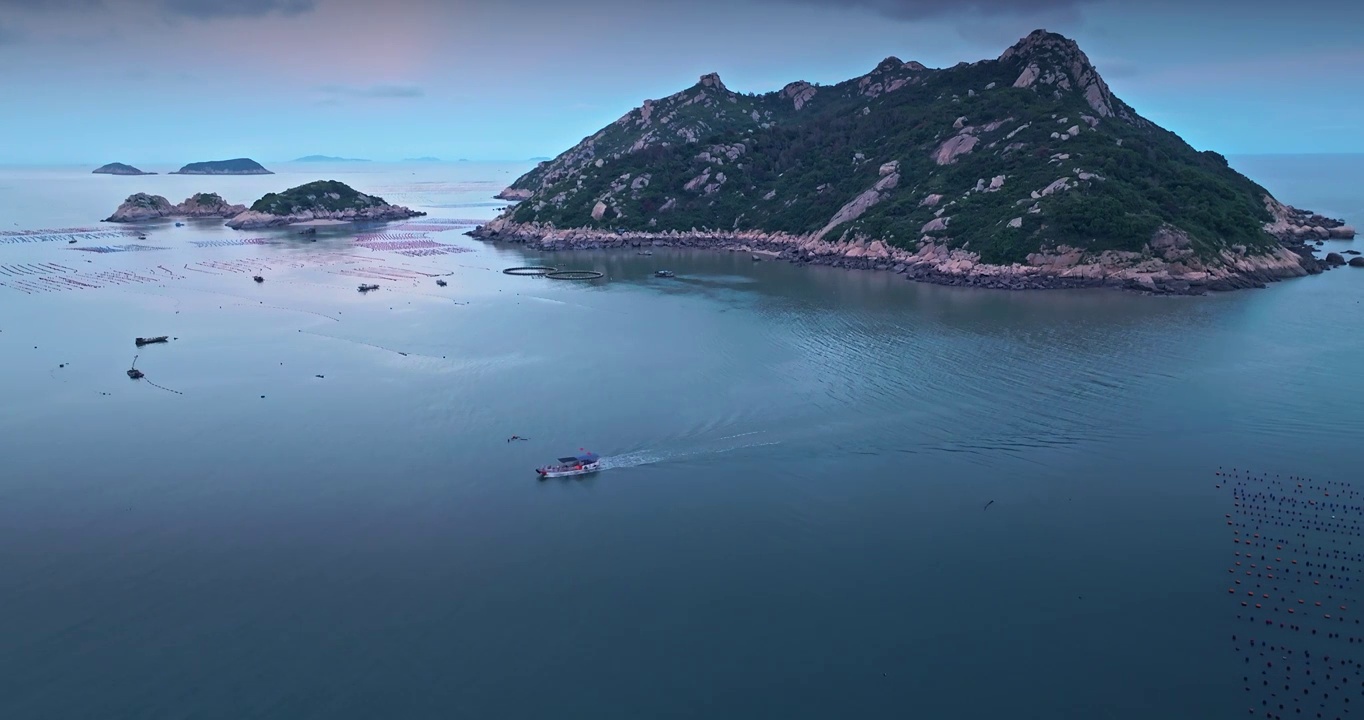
[0,157,1361,719]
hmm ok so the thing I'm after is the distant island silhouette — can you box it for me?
[294,155,371,163]
[93,162,155,176]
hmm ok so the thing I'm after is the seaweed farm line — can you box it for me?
[70,244,168,254]
[190,238,280,248]
[1216,468,1363,719]
[0,227,139,244]
[0,223,482,295]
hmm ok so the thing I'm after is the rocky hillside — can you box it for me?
[225,180,425,229]
[475,30,1355,293]
[104,192,246,222]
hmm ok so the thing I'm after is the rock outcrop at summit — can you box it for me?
[105,193,175,222]
[104,192,246,222]
[176,193,248,218]
[475,29,1356,295]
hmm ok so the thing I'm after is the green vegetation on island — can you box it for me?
[170,158,273,175]
[248,180,390,215]
[492,31,1310,268]
[93,162,155,175]
[226,180,424,228]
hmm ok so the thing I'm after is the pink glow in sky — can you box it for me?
[1,0,1361,162]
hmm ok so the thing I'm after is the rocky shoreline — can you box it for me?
[104,193,246,222]
[469,196,1355,295]
[224,205,425,229]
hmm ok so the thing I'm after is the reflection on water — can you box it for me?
[0,162,1362,720]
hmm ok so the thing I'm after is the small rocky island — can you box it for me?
[170,158,273,175]
[224,180,426,229]
[475,29,1356,294]
[104,192,248,222]
[93,162,155,176]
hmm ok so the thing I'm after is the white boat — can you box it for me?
[536,451,601,479]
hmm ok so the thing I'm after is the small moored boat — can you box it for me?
[536,451,601,479]
[654,270,675,278]
[358,284,379,293]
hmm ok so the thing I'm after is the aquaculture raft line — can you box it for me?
[545,270,604,280]
[502,266,557,276]
[0,228,138,245]
[356,239,443,252]
[69,244,167,253]
[191,238,279,248]
[396,247,473,257]
[0,263,74,276]
[354,232,430,243]
[0,265,183,294]
[392,223,467,232]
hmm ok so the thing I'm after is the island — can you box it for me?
[169,158,273,175]
[93,162,155,176]
[294,155,371,162]
[224,180,426,229]
[472,30,1356,295]
[104,192,247,222]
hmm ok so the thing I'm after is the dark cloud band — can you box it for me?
[158,0,316,18]
[0,0,317,18]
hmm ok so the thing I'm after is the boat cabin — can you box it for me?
[557,452,600,466]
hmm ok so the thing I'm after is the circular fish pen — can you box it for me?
[546,270,604,280]
[502,266,556,276]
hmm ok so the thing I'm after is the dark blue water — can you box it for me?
[1,160,1361,718]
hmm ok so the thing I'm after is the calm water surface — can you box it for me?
[0,159,1361,719]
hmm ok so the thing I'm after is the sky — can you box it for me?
[0,0,1361,164]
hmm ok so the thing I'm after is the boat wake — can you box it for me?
[598,433,780,471]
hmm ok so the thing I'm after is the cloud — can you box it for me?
[0,0,102,10]
[317,83,426,98]
[1122,47,1364,88]
[767,0,1099,21]
[158,0,316,18]
[0,0,317,20]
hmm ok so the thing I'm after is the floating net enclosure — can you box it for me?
[1215,467,1361,719]
[546,270,604,280]
[502,266,557,276]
